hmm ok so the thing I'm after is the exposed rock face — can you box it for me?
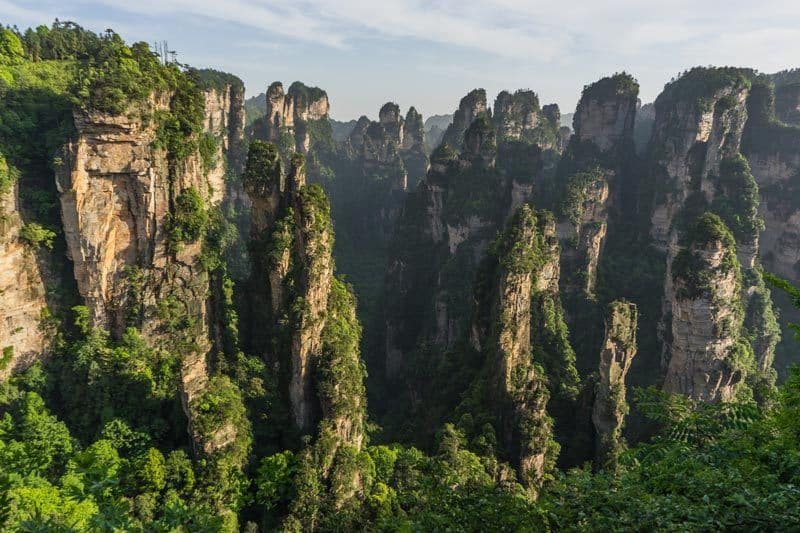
[203,82,247,201]
[0,172,52,379]
[494,90,539,140]
[458,204,580,494]
[592,300,638,469]
[263,81,331,153]
[471,205,562,493]
[440,89,487,149]
[663,214,747,402]
[245,143,364,438]
[649,69,751,249]
[385,87,570,400]
[401,107,428,184]
[556,74,638,295]
[379,102,404,144]
[573,78,638,153]
[290,162,334,432]
[55,86,246,458]
[385,109,543,382]
[56,103,172,333]
[743,79,800,281]
[244,141,367,521]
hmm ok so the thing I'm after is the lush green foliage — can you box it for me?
[165,187,208,250]
[672,213,740,299]
[710,155,764,244]
[19,221,55,249]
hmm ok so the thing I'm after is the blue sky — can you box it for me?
[3,0,799,120]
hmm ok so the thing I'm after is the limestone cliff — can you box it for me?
[592,300,637,469]
[663,213,751,401]
[455,204,580,494]
[261,81,331,154]
[555,73,638,295]
[244,141,367,521]
[0,158,53,379]
[55,81,248,460]
[440,89,488,150]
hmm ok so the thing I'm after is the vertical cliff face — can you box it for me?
[384,85,571,409]
[573,78,638,152]
[201,80,247,200]
[440,89,487,149]
[663,213,750,401]
[401,106,428,184]
[493,90,539,140]
[244,141,365,442]
[556,74,638,295]
[648,68,751,249]
[0,158,53,379]
[645,69,781,399]
[55,81,248,460]
[56,103,172,333]
[263,81,331,154]
[592,300,637,469]
[461,204,579,494]
[743,79,800,280]
[244,140,367,522]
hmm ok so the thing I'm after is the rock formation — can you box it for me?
[440,89,487,149]
[384,85,580,409]
[648,68,751,249]
[244,140,365,441]
[55,80,248,460]
[663,213,750,401]
[555,73,638,295]
[592,300,638,469]
[243,140,368,522]
[456,203,580,494]
[646,69,780,398]
[262,81,331,154]
[0,155,53,379]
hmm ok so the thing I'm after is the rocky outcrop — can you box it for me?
[0,160,53,379]
[263,81,331,154]
[401,107,428,184]
[440,89,487,149]
[556,74,638,295]
[244,140,367,522]
[663,213,750,401]
[55,85,247,459]
[201,79,247,201]
[743,78,800,281]
[592,300,638,469]
[245,142,365,439]
[649,68,751,249]
[469,205,565,493]
[56,101,173,333]
[494,90,540,140]
[573,77,638,153]
[385,107,540,381]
